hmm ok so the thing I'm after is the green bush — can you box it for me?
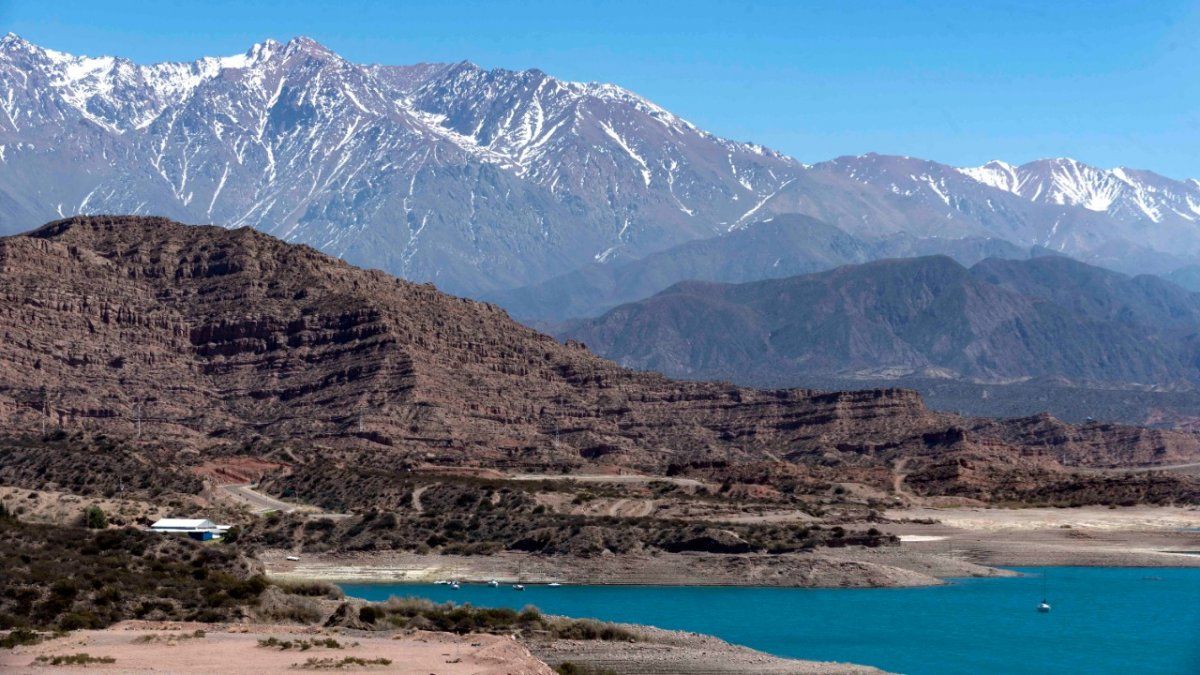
[84,505,107,529]
[363,597,636,641]
[0,519,268,630]
[0,628,43,649]
[272,580,343,599]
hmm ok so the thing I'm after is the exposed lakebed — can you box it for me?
[342,567,1200,675]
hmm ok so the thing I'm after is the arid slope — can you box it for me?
[1,216,1197,485]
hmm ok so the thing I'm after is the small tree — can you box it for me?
[84,505,108,529]
[222,525,241,544]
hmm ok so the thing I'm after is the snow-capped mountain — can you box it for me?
[793,153,1200,273]
[0,34,800,294]
[1,34,1198,296]
[957,158,1200,253]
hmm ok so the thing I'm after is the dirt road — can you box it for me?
[508,472,708,488]
[220,484,305,514]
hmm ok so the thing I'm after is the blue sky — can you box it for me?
[3,0,1198,178]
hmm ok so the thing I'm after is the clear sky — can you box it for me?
[3,0,1198,178]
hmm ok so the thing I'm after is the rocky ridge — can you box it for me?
[0,216,1197,491]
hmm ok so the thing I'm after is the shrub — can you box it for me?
[259,636,345,650]
[357,598,635,641]
[1,628,43,649]
[272,580,344,599]
[255,587,325,624]
[84,505,108,529]
[35,653,116,665]
[0,519,268,630]
[297,656,391,669]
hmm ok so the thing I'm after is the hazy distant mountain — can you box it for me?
[959,158,1200,252]
[490,214,1030,321]
[804,154,1200,273]
[1,34,1198,297]
[563,255,1200,389]
[1165,265,1200,292]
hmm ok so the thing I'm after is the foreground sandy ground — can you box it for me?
[0,621,882,675]
[0,622,551,674]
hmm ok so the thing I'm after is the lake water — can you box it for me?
[341,567,1200,675]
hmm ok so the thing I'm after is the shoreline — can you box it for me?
[263,548,1011,588]
[262,505,1200,588]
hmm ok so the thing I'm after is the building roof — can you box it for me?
[151,518,217,529]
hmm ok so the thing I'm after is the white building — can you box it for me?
[150,518,231,540]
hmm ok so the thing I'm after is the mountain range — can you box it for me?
[3,215,1197,479]
[2,34,1200,301]
[489,213,1033,321]
[561,255,1200,424]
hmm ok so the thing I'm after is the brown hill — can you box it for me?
[0,216,1197,488]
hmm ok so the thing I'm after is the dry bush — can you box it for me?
[254,587,326,625]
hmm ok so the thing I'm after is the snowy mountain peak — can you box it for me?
[0,35,804,293]
[957,157,1200,225]
[0,32,27,48]
[0,36,291,132]
[957,159,1021,192]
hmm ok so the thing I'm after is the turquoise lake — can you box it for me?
[341,567,1200,675]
